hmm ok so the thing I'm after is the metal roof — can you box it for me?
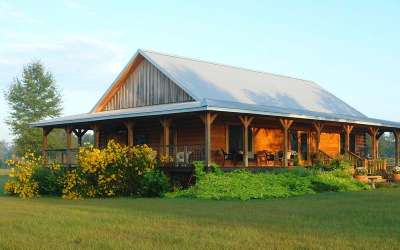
[33,49,400,129]
[139,49,366,118]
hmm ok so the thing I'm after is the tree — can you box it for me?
[378,133,395,158]
[0,140,13,167]
[4,61,63,155]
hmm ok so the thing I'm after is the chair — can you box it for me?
[218,148,232,167]
[266,152,275,166]
[176,151,193,166]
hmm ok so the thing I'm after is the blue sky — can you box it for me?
[0,0,399,142]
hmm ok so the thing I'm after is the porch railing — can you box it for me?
[344,150,364,168]
[318,150,333,165]
[44,144,205,168]
[365,159,387,175]
[45,148,79,166]
[148,144,205,167]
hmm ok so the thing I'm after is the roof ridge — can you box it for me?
[140,49,321,89]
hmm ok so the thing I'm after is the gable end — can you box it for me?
[97,57,194,112]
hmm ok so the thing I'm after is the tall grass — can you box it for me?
[0,190,399,249]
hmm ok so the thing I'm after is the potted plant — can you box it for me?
[159,155,174,167]
[392,166,400,182]
[354,167,368,183]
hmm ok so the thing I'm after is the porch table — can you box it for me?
[367,176,382,189]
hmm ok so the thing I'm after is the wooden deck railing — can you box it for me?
[148,144,205,167]
[319,150,333,165]
[45,148,79,166]
[344,150,364,168]
[45,144,205,168]
[365,159,387,175]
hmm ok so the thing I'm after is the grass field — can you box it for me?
[0,181,399,250]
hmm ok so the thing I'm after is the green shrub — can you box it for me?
[168,165,370,200]
[310,157,353,172]
[4,153,40,198]
[62,141,158,199]
[139,170,169,197]
[31,166,64,196]
[312,171,369,192]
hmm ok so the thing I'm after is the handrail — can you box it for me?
[344,149,365,168]
[346,150,363,161]
[319,150,332,160]
[318,150,333,165]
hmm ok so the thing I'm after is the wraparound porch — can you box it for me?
[41,111,400,177]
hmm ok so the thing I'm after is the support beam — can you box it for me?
[343,124,354,153]
[160,118,172,157]
[65,127,72,165]
[124,121,135,147]
[307,130,312,164]
[238,115,255,167]
[312,122,325,161]
[42,127,52,164]
[92,125,101,148]
[297,131,302,163]
[200,112,218,167]
[280,119,294,167]
[394,130,400,166]
[72,129,88,147]
[368,127,379,160]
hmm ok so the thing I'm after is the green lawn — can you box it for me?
[0,188,399,249]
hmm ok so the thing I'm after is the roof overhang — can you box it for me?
[32,99,400,130]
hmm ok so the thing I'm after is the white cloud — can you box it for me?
[64,0,82,9]
[0,2,43,24]
[63,1,96,17]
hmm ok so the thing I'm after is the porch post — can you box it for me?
[280,119,294,167]
[312,122,324,162]
[343,124,354,153]
[297,131,302,163]
[368,127,378,160]
[200,112,218,167]
[92,125,101,148]
[160,118,172,157]
[238,115,254,167]
[124,121,135,147]
[394,130,400,166]
[65,127,72,165]
[42,127,52,163]
[307,131,311,164]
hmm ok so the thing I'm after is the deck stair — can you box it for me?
[319,150,333,165]
[344,150,388,176]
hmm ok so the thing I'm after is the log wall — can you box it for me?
[319,132,340,157]
[254,128,284,153]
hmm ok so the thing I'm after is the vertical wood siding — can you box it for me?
[104,59,194,111]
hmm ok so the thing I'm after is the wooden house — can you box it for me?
[33,49,400,173]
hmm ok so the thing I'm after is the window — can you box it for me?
[228,125,253,153]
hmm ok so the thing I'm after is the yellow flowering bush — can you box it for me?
[4,153,40,199]
[62,140,158,199]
